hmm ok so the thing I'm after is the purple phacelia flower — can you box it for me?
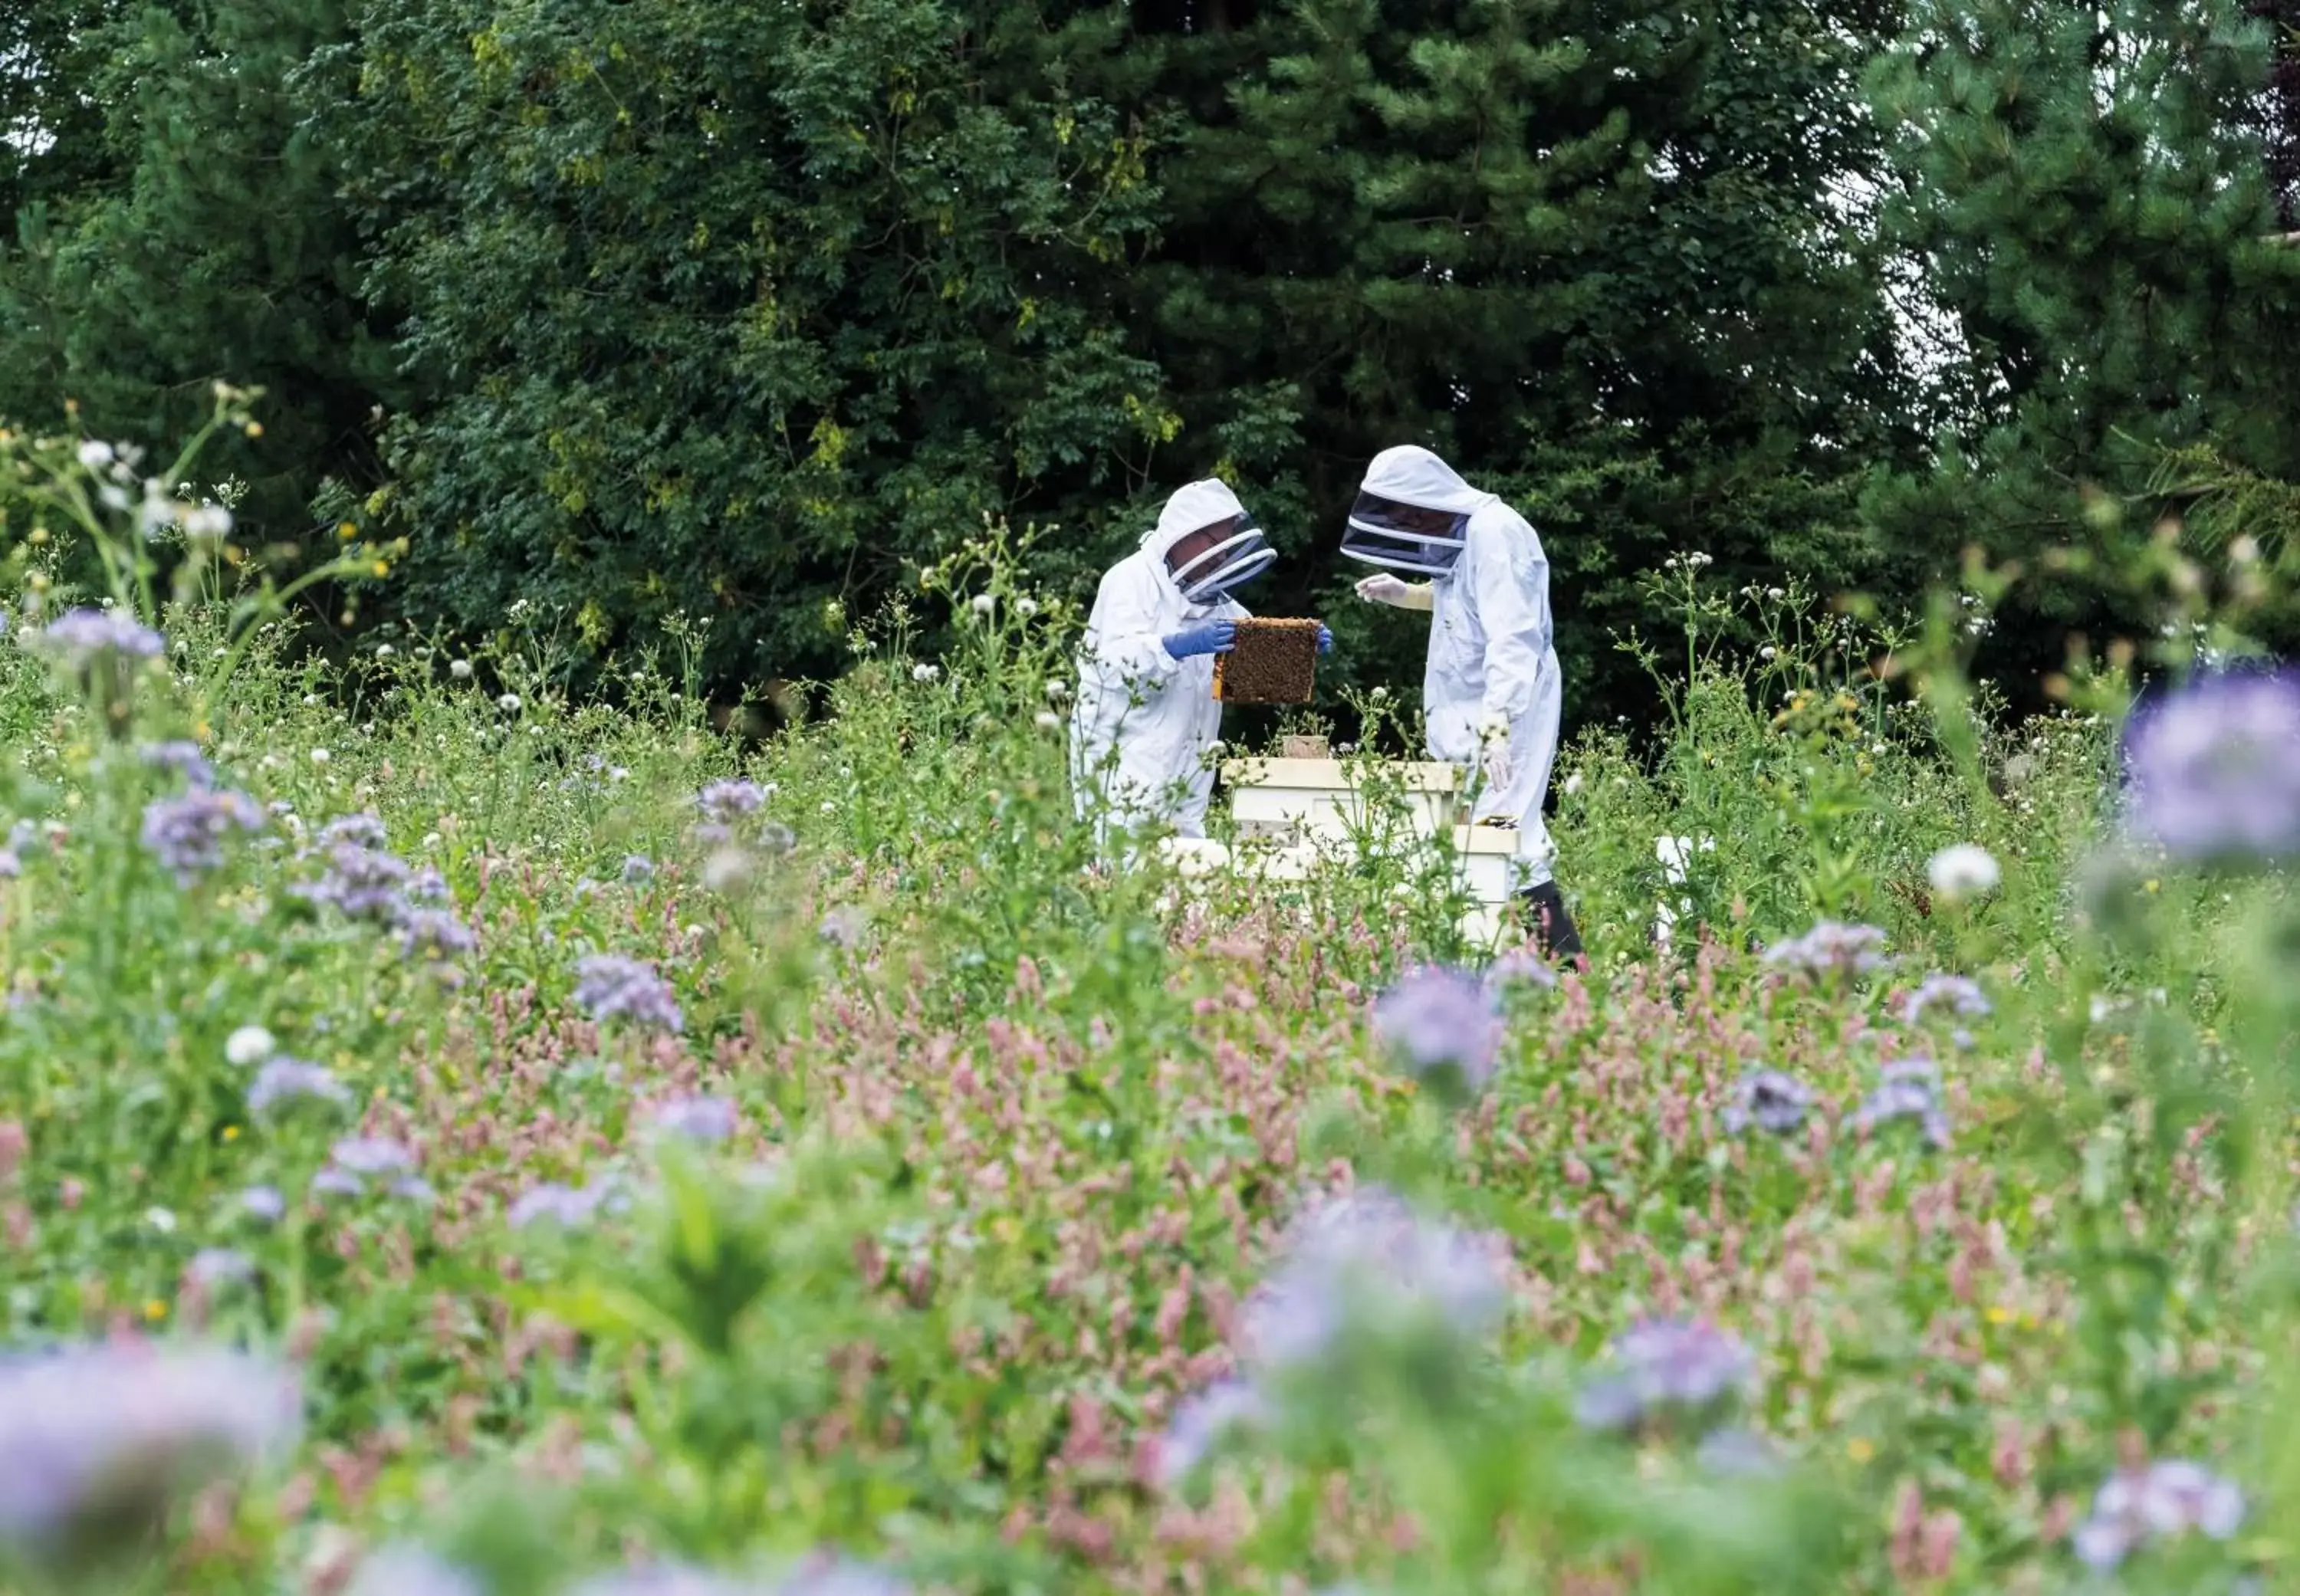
[695,780,766,824]
[330,1136,416,1176]
[186,1248,255,1287]
[1157,1378,1267,1489]
[0,1342,298,1568]
[403,865,449,905]
[648,1094,737,1143]
[238,1185,286,1223]
[399,910,476,961]
[779,1558,912,1596]
[1853,1058,1950,1149]
[347,1545,489,1596]
[310,1169,364,1198]
[245,1058,350,1116]
[1575,1317,1758,1434]
[38,608,164,665]
[1721,1069,1811,1136]
[567,1566,757,1596]
[1696,1427,1784,1477]
[817,906,869,949]
[621,855,655,884]
[2124,670,2300,862]
[140,790,263,884]
[508,1183,604,1230]
[1762,921,1889,979]
[2071,1459,2245,1571]
[1240,1186,1506,1373]
[1902,974,1990,1026]
[297,843,412,921]
[389,1176,435,1204]
[138,741,215,790]
[318,813,389,849]
[1484,945,1558,990]
[573,954,684,1032]
[1372,966,1505,1092]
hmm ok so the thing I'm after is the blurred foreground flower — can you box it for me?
[1721,1069,1810,1136]
[508,1182,605,1230]
[649,1095,737,1143]
[1372,966,1504,1096]
[1925,843,2000,901]
[140,790,263,885]
[1762,921,1888,980]
[347,1544,487,1596]
[1157,1378,1267,1489]
[2070,1459,2243,1571]
[2124,669,2300,862]
[1576,1317,1756,1435]
[0,1342,299,1574]
[574,954,685,1033]
[38,608,164,667]
[1241,1186,1505,1374]
[1903,974,1990,1026]
[1853,1059,1950,1149]
[245,1057,351,1116]
[695,780,765,825]
[138,740,215,790]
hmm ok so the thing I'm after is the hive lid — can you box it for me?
[1220,757,1460,792]
[1449,823,1523,855]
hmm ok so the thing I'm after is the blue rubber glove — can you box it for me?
[1316,624,1334,655]
[1163,619,1237,659]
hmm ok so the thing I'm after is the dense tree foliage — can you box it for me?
[2,0,2296,703]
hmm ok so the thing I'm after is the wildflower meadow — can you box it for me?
[2,405,2298,1596]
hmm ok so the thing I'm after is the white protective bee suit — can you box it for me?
[1069,480,1263,842]
[1344,445,1562,890]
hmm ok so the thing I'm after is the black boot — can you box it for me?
[1518,879,1584,964]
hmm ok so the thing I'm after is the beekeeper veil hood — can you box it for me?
[1340,445,1496,579]
[1141,478,1275,603]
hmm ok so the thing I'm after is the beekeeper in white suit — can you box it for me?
[1070,478,1329,845]
[1343,445,1582,960]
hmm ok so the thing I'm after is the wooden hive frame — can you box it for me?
[1212,618,1322,704]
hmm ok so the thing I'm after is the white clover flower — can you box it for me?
[145,1206,177,1234]
[1927,843,2001,901]
[301,694,320,708]
[77,441,116,469]
[969,593,996,617]
[912,663,941,683]
[1562,770,1584,796]
[309,748,331,766]
[1767,586,1786,600]
[1015,596,1040,618]
[1687,551,1714,569]
[449,658,472,680]
[374,643,394,658]
[224,1026,275,1067]
[819,800,836,815]
[496,693,521,713]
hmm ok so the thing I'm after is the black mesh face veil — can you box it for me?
[1166,516,1276,602]
[1339,491,1469,577]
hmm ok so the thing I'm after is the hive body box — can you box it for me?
[1153,757,1522,950]
[1219,757,1458,842]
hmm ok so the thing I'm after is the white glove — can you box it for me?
[1355,573,1415,606]
[1482,745,1513,790]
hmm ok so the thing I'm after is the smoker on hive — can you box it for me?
[1069,480,1331,846]
[1344,446,1584,963]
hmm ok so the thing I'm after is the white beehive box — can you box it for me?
[1221,757,1460,843]
[1451,823,1521,951]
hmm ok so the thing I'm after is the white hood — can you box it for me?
[1140,478,1248,562]
[1359,445,1497,517]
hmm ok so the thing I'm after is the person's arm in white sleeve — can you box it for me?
[1083,563,1182,684]
[1472,526,1552,723]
